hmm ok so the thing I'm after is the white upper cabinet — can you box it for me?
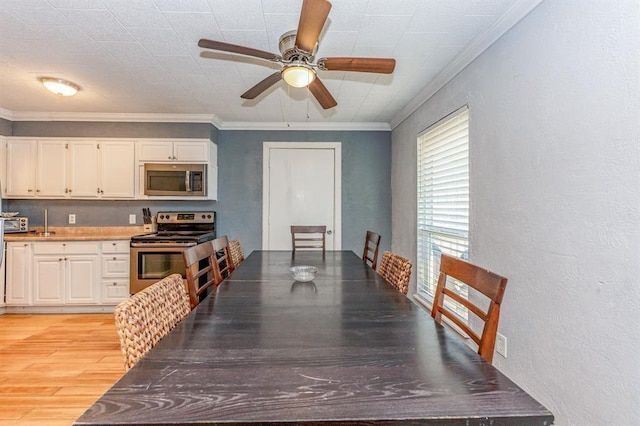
[6,139,37,197]
[69,140,100,197]
[4,138,214,200]
[138,139,209,162]
[99,141,135,198]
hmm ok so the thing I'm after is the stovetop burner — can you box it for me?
[130,211,216,246]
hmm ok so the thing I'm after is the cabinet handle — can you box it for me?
[58,258,63,261]
[69,189,72,193]
[101,190,104,194]
[64,257,68,261]
[36,189,40,192]
[112,243,116,246]
[28,189,33,192]
[112,282,117,286]
[65,188,68,193]
[97,188,100,194]
[62,243,66,246]
[113,257,116,260]
[168,156,172,160]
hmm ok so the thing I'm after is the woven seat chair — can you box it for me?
[362,230,382,269]
[228,239,245,269]
[431,254,508,364]
[114,274,190,371]
[378,251,413,295]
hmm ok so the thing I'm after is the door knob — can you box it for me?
[326,230,332,235]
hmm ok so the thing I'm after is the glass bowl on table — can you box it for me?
[289,265,318,282]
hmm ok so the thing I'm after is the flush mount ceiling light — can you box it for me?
[40,77,80,96]
[281,62,316,88]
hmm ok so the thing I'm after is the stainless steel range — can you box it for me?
[130,211,216,294]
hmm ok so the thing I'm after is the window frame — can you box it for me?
[415,106,470,318]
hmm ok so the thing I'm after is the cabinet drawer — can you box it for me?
[102,279,130,303]
[33,242,99,255]
[102,255,129,277]
[101,240,130,254]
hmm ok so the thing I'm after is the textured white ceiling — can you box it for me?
[0,0,541,128]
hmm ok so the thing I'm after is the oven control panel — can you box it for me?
[156,211,215,224]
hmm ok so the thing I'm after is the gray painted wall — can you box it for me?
[216,130,392,256]
[391,1,639,425]
[0,118,11,136]
[5,122,391,256]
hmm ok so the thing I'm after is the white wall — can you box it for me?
[391,1,640,425]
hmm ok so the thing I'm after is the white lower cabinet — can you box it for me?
[5,239,130,309]
[32,242,100,305]
[6,242,32,305]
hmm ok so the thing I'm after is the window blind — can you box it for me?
[417,107,469,319]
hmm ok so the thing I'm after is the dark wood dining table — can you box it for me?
[75,250,553,425]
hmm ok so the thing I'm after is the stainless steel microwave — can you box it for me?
[144,163,206,197]
[4,216,29,233]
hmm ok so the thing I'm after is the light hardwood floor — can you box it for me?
[0,314,124,425]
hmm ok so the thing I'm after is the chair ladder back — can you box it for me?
[291,225,326,255]
[212,236,234,281]
[431,254,508,364]
[182,242,218,310]
[362,230,381,269]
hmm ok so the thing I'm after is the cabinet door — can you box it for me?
[37,140,68,197]
[6,243,32,305]
[100,141,135,198]
[33,256,65,304]
[6,139,37,197]
[138,141,174,162]
[69,141,99,197]
[66,255,100,304]
[174,141,209,161]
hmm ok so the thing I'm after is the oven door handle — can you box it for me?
[130,242,197,248]
[185,171,191,192]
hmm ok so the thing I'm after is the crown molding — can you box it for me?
[0,109,387,131]
[0,107,13,120]
[8,111,216,123]
[217,121,390,131]
[389,0,544,129]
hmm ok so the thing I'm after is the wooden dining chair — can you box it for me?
[182,241,218,310]
[212,236,235,281]
[291,225,326,256]
[228,239,245,269]
[431,254,509,364]
[377,251,412,295]
[114,274,190,371]
[362,230,382,269]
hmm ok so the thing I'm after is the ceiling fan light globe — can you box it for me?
[282,65,316,88]
[40,77,80,96]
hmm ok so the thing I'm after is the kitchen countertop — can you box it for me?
[5,226,146,242]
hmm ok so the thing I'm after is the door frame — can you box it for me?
[262,141,342,250]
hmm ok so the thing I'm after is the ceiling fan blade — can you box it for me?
[295,0,332,53]
[319,57,396,74]
[198,39,281,62]
[241,72,282,99]
[308,77,337,109]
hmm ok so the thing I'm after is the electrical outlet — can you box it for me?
[68,214,76,224]
[496,333,508,358]
[129,214,136,224]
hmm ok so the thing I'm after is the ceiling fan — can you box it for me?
[198,0,396,110]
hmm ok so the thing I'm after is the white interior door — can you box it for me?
[263,142,341,250]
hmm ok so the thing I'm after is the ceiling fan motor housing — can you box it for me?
[279,30,316,62]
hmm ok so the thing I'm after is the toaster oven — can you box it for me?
[4,216,28,233]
